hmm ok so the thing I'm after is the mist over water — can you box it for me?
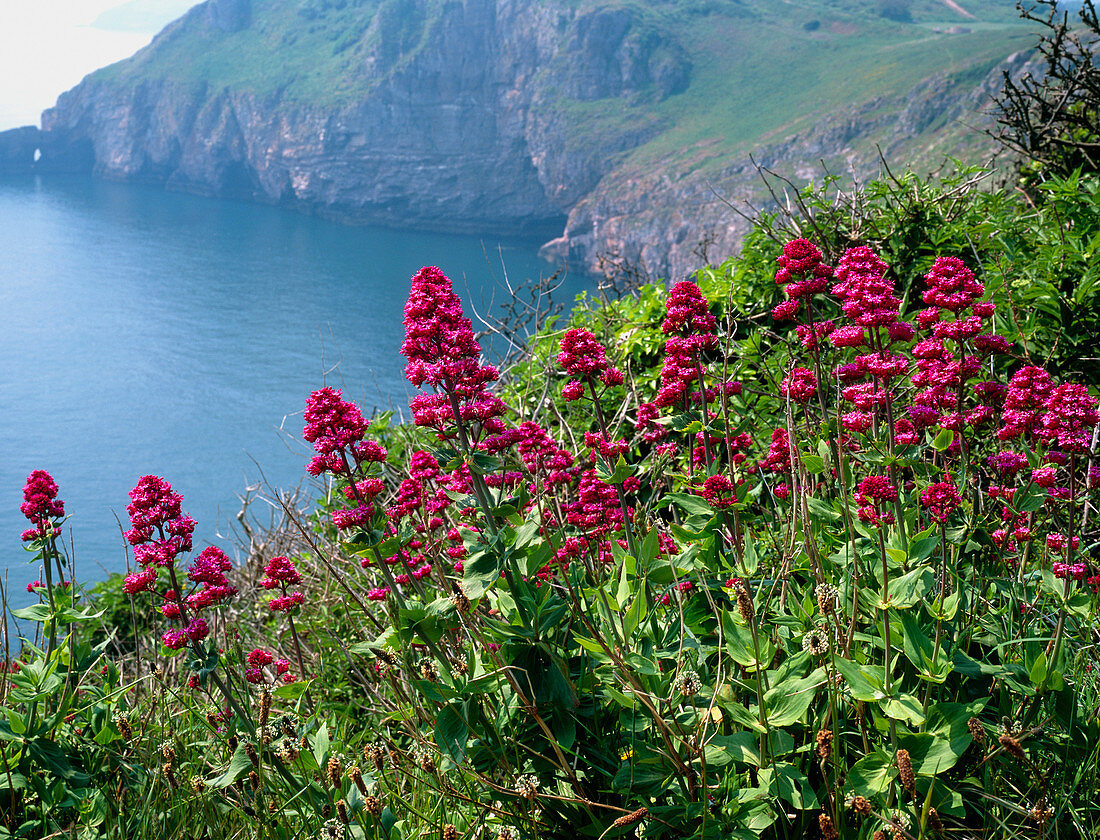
[0,175,592,604]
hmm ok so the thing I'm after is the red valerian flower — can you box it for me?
[125,476,195,569]
[920,481,962,524]
[780,367,817,404]
[1041,383,1099,454]
[20,470,64,542]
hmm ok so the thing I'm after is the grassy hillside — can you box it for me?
[90,0,1035,172]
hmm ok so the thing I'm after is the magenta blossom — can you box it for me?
[20,470,64,542]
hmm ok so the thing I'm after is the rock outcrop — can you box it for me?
[0,0,1027,278]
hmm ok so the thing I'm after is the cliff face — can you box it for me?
[3,0,1030,277]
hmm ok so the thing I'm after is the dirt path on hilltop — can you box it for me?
[940,0,976,19]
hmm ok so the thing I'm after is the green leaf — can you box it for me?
[897,732,966,776]
[881,694,925,726]
[1015,483,1047,513]
[596,454,634,485]
[209,745,254,789]
[461,544,506,601]
[802,454,826,474]
[889,566,933,609]
[931,428,953,452]
[763,671,821,726]
[806,496,841,522]
[273,679,312,700]
[313,722,330,768]
[848,751,895,796]
[623,592,648,639]
[832,657,886,701]
[770,762,818,810]
[434,705,469,764]
[1029,650,1048,688]
[660,493,715,518]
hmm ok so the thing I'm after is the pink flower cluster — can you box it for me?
[772,238,833,320]
[558,329,623,400]
[401,266,507,440]
[124,476,195,584]
[246,647,274,684]
[262,555,305,612]
[186,546,236,611]
[920,481,962,524]
[780,367,817,404]
[1042,383,1099,454]
[855,475,897,527]
[20,469,64,543]
[303,387,376,476]
[831,247,903,330]
[700,474,736,509]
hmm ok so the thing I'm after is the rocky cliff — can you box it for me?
[0,0,1032,277]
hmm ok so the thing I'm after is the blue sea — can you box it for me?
[0,175,592,608]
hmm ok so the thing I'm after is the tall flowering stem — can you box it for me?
[20,470,67,658]
[558,327,637,557]
[401,266,508,536]
[122,476,251,729]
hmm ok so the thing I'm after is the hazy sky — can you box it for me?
[0,1,194,130]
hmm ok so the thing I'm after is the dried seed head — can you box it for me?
[206,712,220,729]
[277,743,299,763]
[349,765,367,795]
[886,810,912,839]
[815,583,839,616]
[115,715,133,742]
[927,807,943,832]
[300,734,310,754]
[321,803,333,820]
[366,742,386,772]
[245,742,259,768]
[442,824,458,840]
[451,585,471,614]
[452,657,469,676]
[414,747,435,773]
[677,670,702,697]
[161,744,176,765]
[815,729,831,760]
[190,776,206,794]
[731,579,755,623]
[850,795,872,816]
[515,773,539,799]
[228,735,239,754]
[280,716,296,740]
[258,689,272,728]
[495,831,515,840]
[327,755,343,789]
[336,799,349,825]
[248,770,260,792]
[612,807,647,827]
[1027,798,1053,824]
[371,647,399,667]
[802,627,829,656]
[895,749,915,797]
[998,732,1026,760]
[967,717,984,744]
[162,763,178,790]
[819,813,839,840]
[364,795,383,818]
[419,659,439,682]
[872,832,887,840]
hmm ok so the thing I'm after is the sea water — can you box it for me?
[0,174,592,606]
